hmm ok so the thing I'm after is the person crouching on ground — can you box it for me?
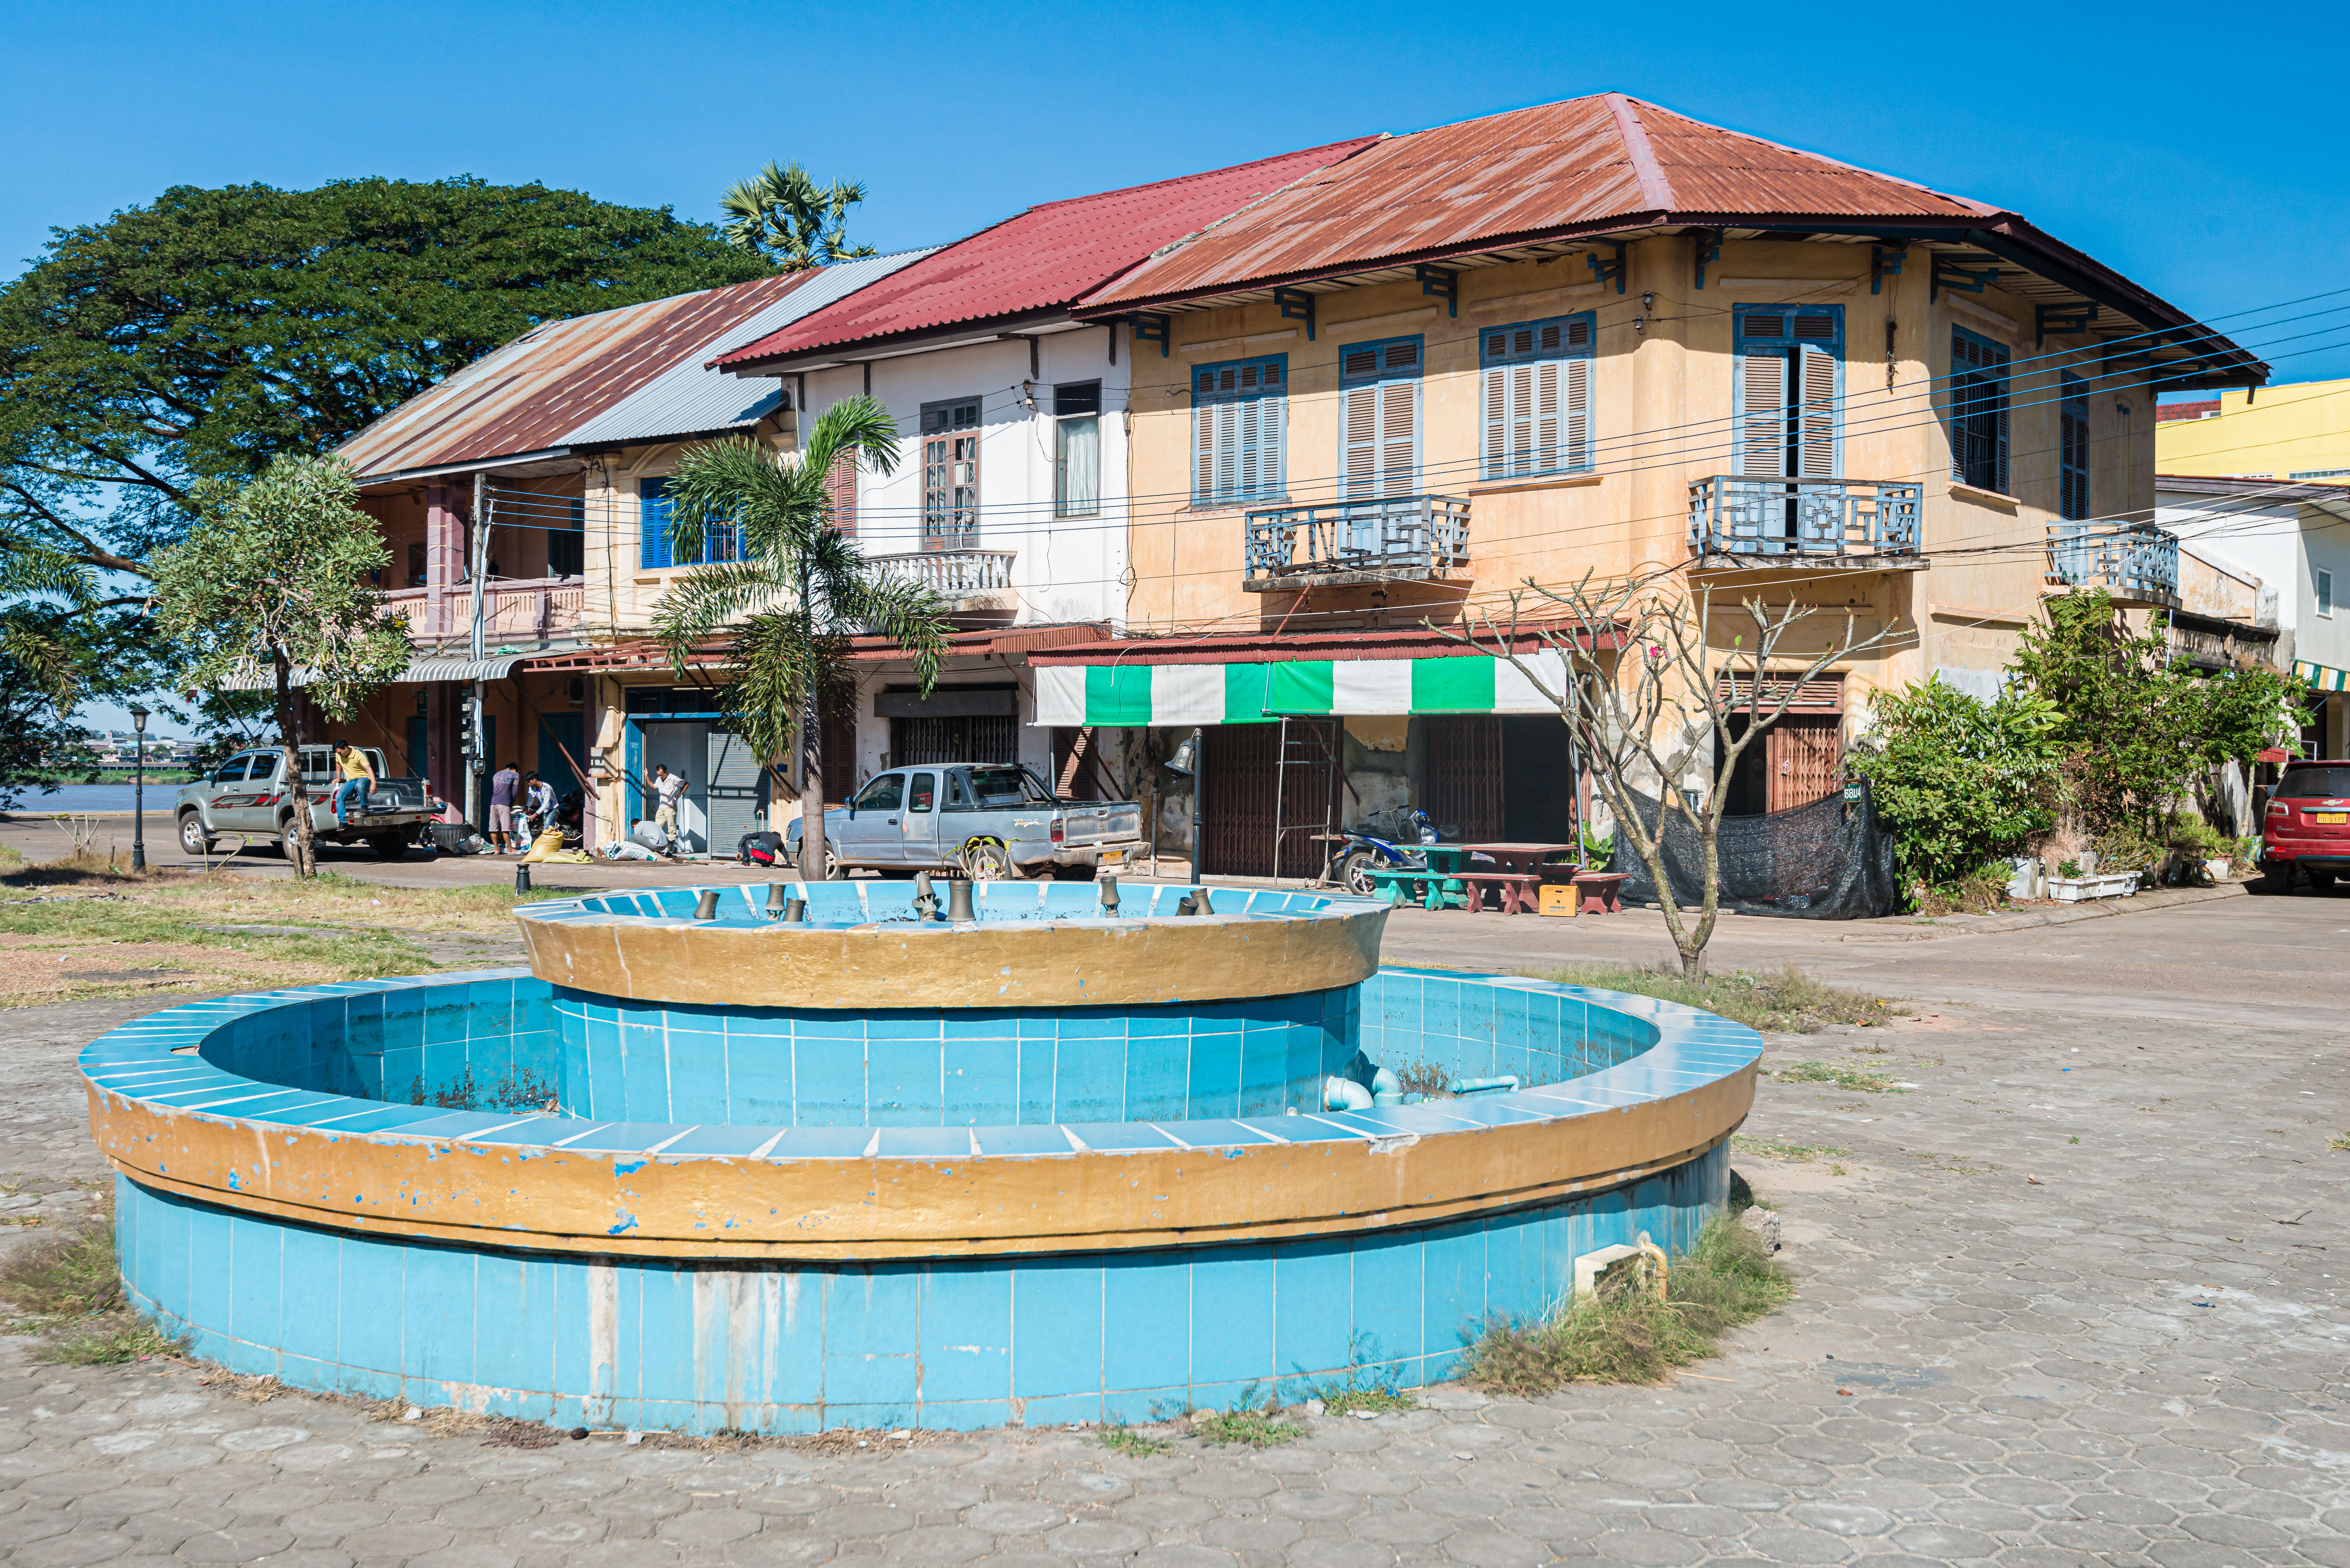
[489,759,521,853]
[332,741,375,825]
[648,764,689,857]
[519,770,555,846]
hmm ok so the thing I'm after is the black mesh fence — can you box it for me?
[1608,775,1897,920]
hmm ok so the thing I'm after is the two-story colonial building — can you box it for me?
[1027,94,2267,876]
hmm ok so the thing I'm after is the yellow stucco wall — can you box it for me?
[1122,234,2155,715]
[2155,377,2350,481]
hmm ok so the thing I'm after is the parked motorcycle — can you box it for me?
[1332,807,1436,896]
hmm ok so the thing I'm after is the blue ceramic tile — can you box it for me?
[762,1127,876,1159]
[970,1125,1076,1157]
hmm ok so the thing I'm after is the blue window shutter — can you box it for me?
[1339,336,1422,499]
[1736,307,1842,479]
[1479,315,1593,478]
[640,477,671,570]
[1733,313,1788,478]
[1190,354,1288,503]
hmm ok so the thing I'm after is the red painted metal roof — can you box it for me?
[1080,94,1997,310]
[714,138,1382,369]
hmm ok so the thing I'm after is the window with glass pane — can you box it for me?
[1190,356,1287,505]
[1479,313,1594,480]
[1054,381,1100,517]
[2060,375,2089,521]
[921,396,981,548]
[1951,328,2011,495]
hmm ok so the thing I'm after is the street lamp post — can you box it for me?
[129,704,149,872]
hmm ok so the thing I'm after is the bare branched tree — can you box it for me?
[1446,570,1901,977]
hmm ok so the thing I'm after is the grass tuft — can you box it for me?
[1193,1407,1304,1449]
[0,1211,124,1317]
[1525,962,1893,1034]
[1769,1061,1905,1093]
[42,1316,188,1365]
[2331,1133,2350,1152]
[1730,1137,1852,1163]
[1097,1425,1172,1457]
[1460,1217,1792,1395]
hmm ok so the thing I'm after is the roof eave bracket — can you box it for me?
[1588,242,1628,295]
[1272,287,1317,341]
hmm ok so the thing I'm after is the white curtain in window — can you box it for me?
[1057,415,1100,517]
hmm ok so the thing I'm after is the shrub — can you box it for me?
[1850,675,2058,905]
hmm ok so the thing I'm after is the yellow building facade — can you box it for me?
[2156,376,2350,482]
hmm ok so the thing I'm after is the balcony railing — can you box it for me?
[2047,522,2180,608]
[1687,476,1922,560]
[866,548,1017,605]
[1242,494,1471,588]
[382,577,588,643]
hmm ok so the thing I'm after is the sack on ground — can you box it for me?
[630,820,668,851]
[600,840,658,862]
[519,827,565,864]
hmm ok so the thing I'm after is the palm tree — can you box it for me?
[655,398,947,880]
[719,162,878,272]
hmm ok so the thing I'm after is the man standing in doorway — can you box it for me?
[489,759,521,854]
[647,764,689,858]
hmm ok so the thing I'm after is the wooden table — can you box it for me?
[1452,842,1580,914]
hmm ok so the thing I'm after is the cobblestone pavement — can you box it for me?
[2,901,2346,1565]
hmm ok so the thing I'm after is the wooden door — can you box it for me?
[1766,715,1843,813]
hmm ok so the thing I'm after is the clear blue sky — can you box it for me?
[7,0,2346,733]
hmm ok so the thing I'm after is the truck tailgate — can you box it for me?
[1059,803,1142,845]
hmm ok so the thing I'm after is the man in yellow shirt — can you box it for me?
[332,742,376,825]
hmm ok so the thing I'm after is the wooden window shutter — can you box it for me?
[1735,352,1789,477]
[1215,401,1239,501]
[824,451,857,537]
[638,478,671,570]
[1796,343,1839,478]
[1194,400,1216,501]
[1562,355,1590,471]
[1482,366,1506,479]
[1716,671,1844,712]
[1343,382,1378,499]
[1259,388,1285,497]
[1535,359,1560,472]
[1237,396,1261,498]
[1381,377,1418,497]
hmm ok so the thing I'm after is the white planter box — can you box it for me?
[2048,872,2140,903]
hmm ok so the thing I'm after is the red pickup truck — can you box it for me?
[2261,760,2350,891]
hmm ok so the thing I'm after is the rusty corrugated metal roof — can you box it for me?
[1080,94,1995,310]
[336,273,816,480]
[713,138,1383,370]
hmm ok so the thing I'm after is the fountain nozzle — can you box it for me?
[1098,874,1120,916]
[694,889,720,921]
[945,880,976,923]
[781,895,807,924]
[765,883,785,917]
[911,871,942,921]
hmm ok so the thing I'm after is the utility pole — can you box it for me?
[465,471,489,829]
[797,552,828,881]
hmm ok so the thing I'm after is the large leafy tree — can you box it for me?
[149,454,412,877]
[719,162,877,271]
[0,176,772,583]
[654,400,948,879]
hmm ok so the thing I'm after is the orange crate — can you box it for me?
[1538,882,1579,917]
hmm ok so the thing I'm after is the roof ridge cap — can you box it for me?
[1603,94,1674,212]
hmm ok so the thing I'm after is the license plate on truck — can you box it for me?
[1099,848,1123,864]
[2314,811,2347,824]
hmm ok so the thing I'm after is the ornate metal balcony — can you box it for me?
[2046,522,2180,609]
[866,548,1018,611]
[382,577,588,645]
[1687,476,1922,563]
[1242,494,1471,591]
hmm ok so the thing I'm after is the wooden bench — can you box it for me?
[1459,871,1542,914]
[1365,868,1472,911]
[1570,871,1629,915]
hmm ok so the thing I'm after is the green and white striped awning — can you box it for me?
[2296,660,2349,694]
[1034,652,1569,727]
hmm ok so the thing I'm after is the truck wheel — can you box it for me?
[1339,848,1380,897]
[2312,870,2339,892]
[962,841,1015,881]
[369,834,410,861]
[178,815,215,856]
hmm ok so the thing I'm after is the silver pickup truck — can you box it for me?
[785,763,1145,880]
[175,744,439,861]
